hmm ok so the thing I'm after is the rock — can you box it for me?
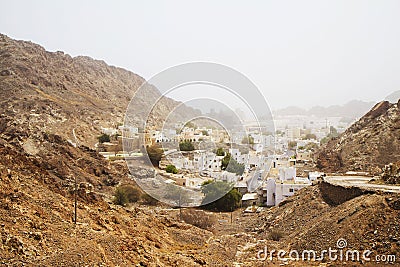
[0,69,12,76]
[316,101,400,174]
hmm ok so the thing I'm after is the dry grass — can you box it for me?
[181,209,216,231]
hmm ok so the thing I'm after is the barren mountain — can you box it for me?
[316,100,400,174]
[274,100,375,119]
[0,34,199,147]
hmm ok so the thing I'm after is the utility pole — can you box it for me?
[74,175,77,224]
[179,194,182,221]
[72,129,79,225]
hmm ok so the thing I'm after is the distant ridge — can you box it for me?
[274,100,375,119]
[385,90,400,103]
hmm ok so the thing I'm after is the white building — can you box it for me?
[118,126,138,138]
[229,148,249,165]
[308,171,323,182]
[101,127,118,136]
[169,155,194,171]
[279,167,296,182]
[193,151,223,172]
[262,176,311,206]
[210,171,238,183]
[285,128,301,140]
[262,135,276,149]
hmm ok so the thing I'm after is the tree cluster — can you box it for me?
[221,153,245,175]
[97,133,110,143]
[179,140,195,151]
[200,180,242,212]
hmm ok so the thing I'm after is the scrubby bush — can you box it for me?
[98,133,111,143]
[142,193,159,206]
[113,185,141,206]
[269,230,284,241]
[181,209,216,231]
[166,164,178,174]
[123,185,142,202]
[113,187,129,206]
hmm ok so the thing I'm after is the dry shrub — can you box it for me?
[142,193,159,206]
[269,229,284,241]
[181,209,216,231]
[113,185,141,206]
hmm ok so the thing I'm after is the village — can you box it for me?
[94,114,352,209]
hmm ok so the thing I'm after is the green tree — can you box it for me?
[166,164,178,174]
[179,141,195,151]
[184,121,196,129]
[201,181,242,211]
[146,145,163,167]
[320,136,331,145]
[304,142,318,151]
[221,153,245,175]
[288,141,297,150]
[221,153,231,170]
[216,147,225,156]
[320,127,340,144]
[227,161,245,175]
[98,133,110,143]
[201,130,209,136]
[241,135,254,145]
[304,133,317,140]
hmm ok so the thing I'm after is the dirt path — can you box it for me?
[325,176,400,193]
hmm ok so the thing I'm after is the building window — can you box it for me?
[289,188,294,193]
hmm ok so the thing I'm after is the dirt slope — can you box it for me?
[316,100,400,174]
[0,33,199,147]
[229,181,400,266]
[0,122,221,266]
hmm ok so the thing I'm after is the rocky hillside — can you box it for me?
[316,100,400,174]
[0,121,222,266]
[0,34,199,147]
[245,182,400,266]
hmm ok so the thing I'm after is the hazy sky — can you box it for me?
[1,0,400,109]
